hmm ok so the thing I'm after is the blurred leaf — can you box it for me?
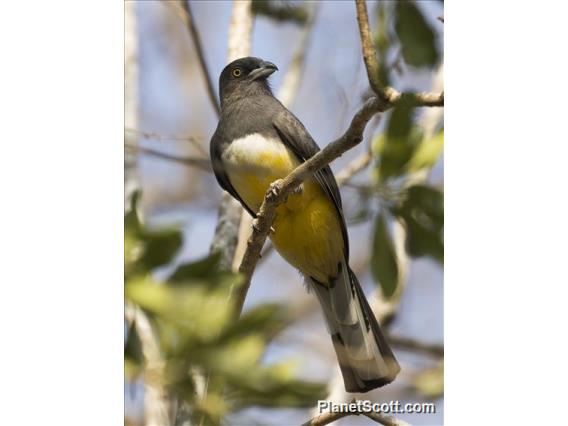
[211,335,266,372]
[412,362,444,398]
[125,277,234,342]
[124,359,141,381]
[229,363,327,409]
[374,2,390,55]
[252,0,308,24]
[406,130,444,173]
[193,391,227,425]
[370,213,399,298]
[124,191,182,276]
[124,190,328,417]
[220,303,289,342]
[124,320,143,380]
[375,101,421,181]
[138,227,182,271]
[169,252,222,283]
[392,185,444,263]
[395,1,439,67]
[124,320,144,365]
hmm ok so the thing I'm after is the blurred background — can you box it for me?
[125,1,444,425]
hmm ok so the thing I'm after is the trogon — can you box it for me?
[210,57,400,393]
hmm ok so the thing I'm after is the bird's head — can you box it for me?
[219,57,278,108]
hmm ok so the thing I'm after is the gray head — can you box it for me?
[219,57,278,109]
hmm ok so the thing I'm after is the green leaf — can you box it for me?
[406,130,444,173]
[124,321,143,380]
[376,102,421,181]
[395,1,439,67]
[125,277,234,342]
[220,303,290,342]
[392,185,444,263]
[168,252,223,284]
[124,321,144,365]
[139,227,182,270]
[370,212,399,298]
[227,358,327,409]
[124,191,183,275]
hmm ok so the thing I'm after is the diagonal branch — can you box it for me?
[234,96,389,315]
[354,0,443,107]
[300,411,351,426]
[300,399,409,426]
[176,0,221,116]
[335,150,372,186]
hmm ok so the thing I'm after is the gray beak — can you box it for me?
[249,61,278,80]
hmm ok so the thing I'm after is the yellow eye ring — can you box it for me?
[232,68,242,77]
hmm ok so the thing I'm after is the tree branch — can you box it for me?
[125,144,211,172]
[124,127,206,156]
[227,0,253,62]
[300,411,351,426]
[234,96,389,315]
[387,334,444,358]
[335,150,372,186]
[364,412,410,426]
[125,304,171,426]
[209,0,253,274]
[300,399,409,426]
[354,0,443,107]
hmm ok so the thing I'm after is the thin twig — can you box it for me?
[176,0,221,116]
[354,0,443,107]
[125,1,140,205]
[234,96,389,316]
[124,127,206,155]
[387,334,444,358]
[336,151,372,186]
[125,144,211,172]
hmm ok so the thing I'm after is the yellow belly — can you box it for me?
[222,134,344,283]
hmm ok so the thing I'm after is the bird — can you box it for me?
[210,56,400,393]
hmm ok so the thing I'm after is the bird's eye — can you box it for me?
[232,68,242,78]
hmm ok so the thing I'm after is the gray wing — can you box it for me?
[273,109,350,259]
[210,132,258,218]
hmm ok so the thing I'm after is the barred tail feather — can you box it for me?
[309,260,400,393]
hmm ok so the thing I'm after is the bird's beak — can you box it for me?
[249,61,278,80]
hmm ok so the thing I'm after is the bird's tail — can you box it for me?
[309,260,400,393]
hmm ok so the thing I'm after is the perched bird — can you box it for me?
[210,57,400,392]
